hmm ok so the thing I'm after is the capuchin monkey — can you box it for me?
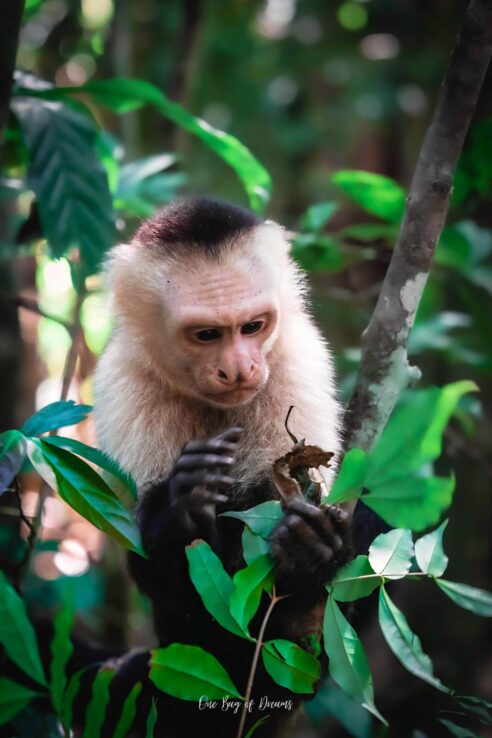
[94,198,350,738]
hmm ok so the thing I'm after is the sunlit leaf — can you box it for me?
[327,449,369,505]
[0,679,40,726]
[332,170,406,223]
[0,570,47,686]
[262,639,320,693]
[331,555,381,602]
[0,430,26,494]
[415,520,449,577]
[113,682,142,738]
[242,527,270,565]
[230,555,276,633]
[21,400,92,436]
[186,540,245,638]
[378,587,449,692]
[436,579,492,616]
[323,596,386,724]
[150,644,243,701]
[221,500,283,538]
[50,597,74,716]
[368,529,414,580]
[82,667,115,738]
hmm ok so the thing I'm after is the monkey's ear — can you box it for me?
[103,243,138,305]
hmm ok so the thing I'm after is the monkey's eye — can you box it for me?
[241,321,263,335]
[195,328,221,342]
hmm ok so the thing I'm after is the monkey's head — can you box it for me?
[107,198,300,408]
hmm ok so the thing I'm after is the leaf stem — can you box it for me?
[333,571,429,585]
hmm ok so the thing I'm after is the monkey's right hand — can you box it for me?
[166,427,244,540]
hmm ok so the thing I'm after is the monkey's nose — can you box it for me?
[217,363,255,385]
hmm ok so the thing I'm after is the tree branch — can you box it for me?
[344,0,492,498]
[0,0,24,154]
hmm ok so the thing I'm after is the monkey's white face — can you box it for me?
[162,256,279,407]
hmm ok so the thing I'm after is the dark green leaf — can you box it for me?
[42,435,137,507]
[186,539,246,638]
[242,527,270,565]
[11,98,114,273]
[61,667,87,732]
[415,521,449,577]
[326,449,369,505]
[331,555,381,602]
[339,222,398,242]
[332,170,406,223]
[436,579,492,616]
[439,719,479,737]
[150,644,243,701]
[0,679,40,726]
[145,700,158,738]
[82,667,115,738]
[262,639,320,694]
[368,529,414,580]
[50,597,74,716]
[323,596,386,724]
[245,715,271,738]
[0,570,47,686]
[21,401,92,436]
[456,695,492,725]
[291,233,346,273]
[378,587,449,692]
[113,682,142,738]
[305,679,374,738]
[32,440,145,556]
[221,500,283,537]
[0,430,26,493]
[299,202,338,232]
[435,226,473,271]
[230,555,276,633]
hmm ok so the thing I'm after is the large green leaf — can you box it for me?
[185,539,246,638]
[415,520,449,577]
[331,555,381,602]
[0,679,40,726]
[15,79,271,213]
[32,439,145,556]
[242,527,270,565]
[436,579,492,616]
[61,667,87,732]
[221,500,283,538]
[439,719,479,737]
[0,570,47,686]
[368,529,414,580]
[323,596,385,724]
[262,639,320,694]
[149,644,243,701]
[299,202,338,233]
[42,435,137,507]
[230,555,276,633]
[50,597,74,716]
[378,587,449,692]
[0,430,26,494]
[21,401,92,436]
[82,667,115,738]
[331,170,406,223]
[305,679,374,738]
[327,449,370,505]
[113,682,142,738]
[11,98,114,273]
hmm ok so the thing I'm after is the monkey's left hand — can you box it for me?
[270,498,350,594]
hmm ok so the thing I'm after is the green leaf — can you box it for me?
[0,430,26,493]
[339,222,398,242]
[0,570,47,686]
[456,695,492,725]
[415,520,449,576]
[41,435,137,507]
[364,475,455,532]
[16,79,271,213]
[145,700,158,738]
[11,98,115,273]
[291,233,345,273]
[21,401,92,436]
[331,555,381,602]
[305,679,374,738]
[262,639,320,694]
[299,202,338,232]
[32,439,145,556]
[0,679,40,726]
[378,587,449,693]
[149,644,243,701]
[185,540,246,638]
[82,667,115,738]
[326,449,369,505]
[221,500,283,538]
[242,526,271,565]
[368,529,414,580]
[61,667,87,731]
[332,170,406,223]
[245,715,271,738]
[50,597,74,716]
[112,682,142,738]
[436,579,492,616]
[230,555,276,633]
[439,719,479,737]
[323,596,386,724]
[368,381,478,485]
[435,226,473,271]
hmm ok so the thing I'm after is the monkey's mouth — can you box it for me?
[205,385,260,406]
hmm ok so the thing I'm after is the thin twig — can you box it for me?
[1,294,74,332]
[60,289,85,401]
[343,0,492,516]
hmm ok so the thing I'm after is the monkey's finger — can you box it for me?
[173,470,235,495]
[284,515,336,568]
[175,453,235,471]
[189,487,229,508]
[212,427,244,444]
[182,439,238,456]
[284,499,344,551]
[323,504,350,528]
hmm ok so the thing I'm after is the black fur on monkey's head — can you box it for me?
[133,197,262,258]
